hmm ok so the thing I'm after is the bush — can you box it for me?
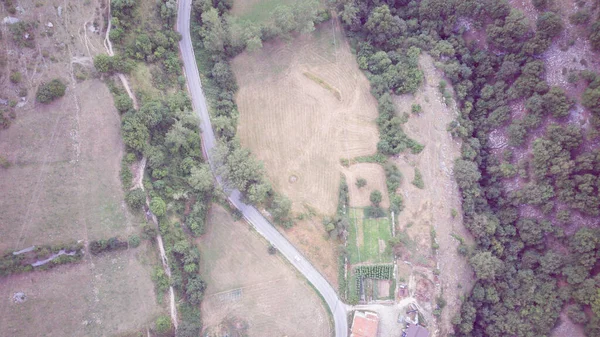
[36,79,66,103]
[370,190,382,206]
[365,206,386,218]
[126,188,146,210]
[155,315,172,334]
[356,177,367,188]
[412,168,424,189]
[150,197,167,217]
[128,234,141,248]
[10,71,21,84]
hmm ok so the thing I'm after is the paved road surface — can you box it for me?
[175,1,348,336]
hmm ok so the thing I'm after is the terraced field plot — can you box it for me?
[232,21,380,215]
[347,208,393,265]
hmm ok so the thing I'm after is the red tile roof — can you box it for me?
[351,311,379,337]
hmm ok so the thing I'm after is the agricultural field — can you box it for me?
[198,204,331,337]
[347,208,393,265]
[232,20,380,216]
[391,55,474,332]
[0,0,165,334]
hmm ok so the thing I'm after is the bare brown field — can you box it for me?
[198,204,331,337]
[279,217,339,288]
[343,163,390,208]
[0,244,161,337]
[391,55,474,335]
[233,20,380,215]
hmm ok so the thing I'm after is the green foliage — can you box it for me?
[412,167,424,189]
[36,79,66,103]
[128,234,141,248]
[150,197,167,217]
[369,190,382,206]
[90,237,128,255]
[125,188,146,210]
[411,103,422,115]
[470,251,503,280]
[536,12,564,40]
[590,20,600,50]
[9,21,35,48]
[155,315,172,333]
[10,71,21,84]
[570,10,590,25]
[356,177,367,188]
[354,264,394,279]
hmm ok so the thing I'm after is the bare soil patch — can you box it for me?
[233,20,379,215]
[344,163,390,208]
[0,244,161,336]
[278,217,339,289]
[391,55,474,335]
[198,204,331,337]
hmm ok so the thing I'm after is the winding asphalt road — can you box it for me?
[176,1,348,336]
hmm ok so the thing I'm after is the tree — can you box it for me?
[94,54,112,73]
[470,251,503,280]
[590,21,600,51]
[200,7,228,53]
[188,164,213,193]
[370,190,383,206]
[356,178,367,188]
[150,197,167,217]
[36,79,66,103]
[536,12,563,40]
[270,194,292,226]
[126,188,146,210]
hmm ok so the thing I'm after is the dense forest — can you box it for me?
[334,0,600,335]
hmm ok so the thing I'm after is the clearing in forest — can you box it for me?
[232,20,380,215]
[231,0,296,24]
[391,54,473,333]
[198,204,331,337]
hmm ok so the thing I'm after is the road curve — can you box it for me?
[176,1,348,336]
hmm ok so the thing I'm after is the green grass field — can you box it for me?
[232,0,295,23]
[347,208,393,264]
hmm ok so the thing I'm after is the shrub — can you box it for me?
[128,234,141,248]
[370,190,382,206]
[155,315,172,333]
[150,197,167,217]
[268,245,277,255]
[10,71,21,83]
[411,103,422,114]
[412,168,424,189]
[126,188,146,211]
[36,79,66,103]
[356,177,367,188]
[365,206,386,218]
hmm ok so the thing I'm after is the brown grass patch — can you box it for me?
[198,204,332,337]
[0,244,161,336]
[392,55,474,334]
[343,163,390,208]
[0,79,133,251]
[233,20,379,215]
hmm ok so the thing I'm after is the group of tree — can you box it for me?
[334,0,600,334]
